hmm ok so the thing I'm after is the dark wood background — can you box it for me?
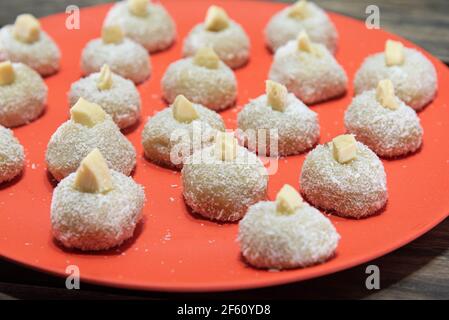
[0,0,448,300]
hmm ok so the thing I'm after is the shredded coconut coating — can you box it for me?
[0,125,24,183]
[104,1,176,53]
[265,3,338,53]
[142,103,225,170]
[300,141,387,219]
[0,26,60,76]
[46,116,136,181]
[0,63,47,127]
[238,201,340,269]
[183,21,250,69]
[354,48,437,111]
[269,41,347,104]
[161,57,237,111]
[345,90,423,158]
[237,93,319,156]
[81,38,151,84]
[182,145,268,221]
[51,170,145,251]
[68,72,141,129]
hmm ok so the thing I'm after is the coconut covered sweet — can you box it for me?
[0,61,47,127]
[69,65,141,129]
[81,25,151,84]
[354,40,437,111]
[238,185,339,269]
[51,149,145,251]
[183,6,250,69]
[46,98,136,181]
[0,125,25,184]
[142,95,225,169]
[269,32,347,105]
[237,80,319,156]
[345,80,423,158]
[161,48,237,111]
[300,135,388,218]
[0,14,60,76]
[104,0,176,53]
[265,0,338,54]
[182,135,268,222]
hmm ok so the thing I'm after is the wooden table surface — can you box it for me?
[0,0,448,300]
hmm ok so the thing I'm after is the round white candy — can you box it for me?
[0,62,47,128]
[51,170,145,251]
[183,21,250,69]
[265,3,338,53]
[81,38,151,84]
[345,89,423,158]
[103,0,176,53]
[239,201,340,269]
[0,125,24,184]
[354,48,437,111]
[182,145,268,222]
[300,141,388,219]
[0,25,60,76]
[269,41,347,105]
[142,103,225,169]
[46,116,136,181]
[161,58,237,111]
[237,93,319,156]
[69,72,141,129]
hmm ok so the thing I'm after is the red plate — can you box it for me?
[1,0,449,292]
